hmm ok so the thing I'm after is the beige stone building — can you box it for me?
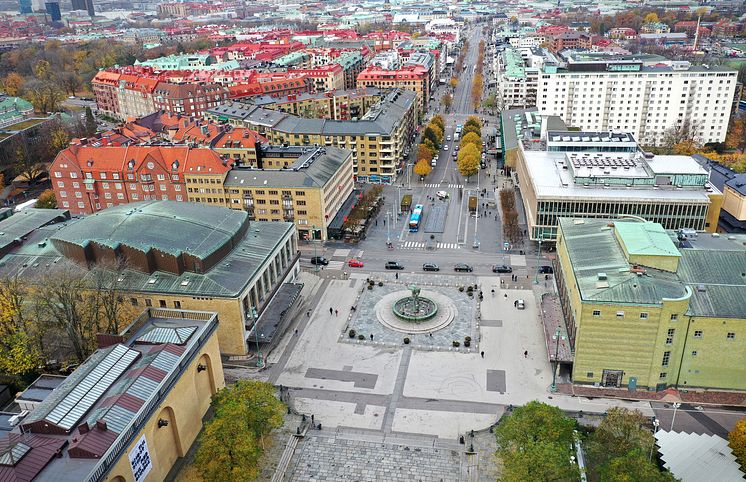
[206,89,418,184]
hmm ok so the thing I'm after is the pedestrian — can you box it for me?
[480,351,484,358]
[306,310,311,317]
[514,300,517,308]
[429,332,433,337]
[370,334,374,340]
[329,307,333,315]
[376,219,378,226]
[294,329,299,336]
[504,293,508,298]
[395,272,399,280]
[335,309,338,317]
[524,350,528,358]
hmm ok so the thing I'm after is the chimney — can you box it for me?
[96,420,107,431]
[78,422,90,434]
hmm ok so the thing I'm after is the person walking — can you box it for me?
[480,351,485,358]
[329,307,333,315]
[334,309,338,317]
[524,350,528,358]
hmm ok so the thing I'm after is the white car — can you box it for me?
[443,145,449,151]
[436,191,448,199]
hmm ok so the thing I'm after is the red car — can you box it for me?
[348,259,364,268]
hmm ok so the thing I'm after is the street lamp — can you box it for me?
[649,418,660,461]
[312,225,319,272]
[386,210,391,244]
[670,402,681,432]
[533,233,543,285]
[550,327,566,392]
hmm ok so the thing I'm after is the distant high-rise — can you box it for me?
[44,1,61,21]
[72,0,94,16]
[19,0,32,13]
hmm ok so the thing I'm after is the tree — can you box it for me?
[725,115,746,152]
[84,107,97,137]
[196,380,285,481]
[644,12,660,24]
[33,60,51,81]
[423,125,441,147]
[413,159,433,179]
[662,119,701,152]
[730,419,746,469]
[483,92,498,113]
[672,139,700,156]
[457,154,479,180]
[417,143,435,162]
[460,132,483,151]
[0,275,42,376]
[51,127,71,152]
[597,449,676,482]
[35,189,57,209]
[461,124,481,140]
[59,72,82,97]
[465,116,481,130]
[449,78,458,89]
[442,93,452,111]
[431,114,445,132]
[495,401,578,481]
[2,73,24,96]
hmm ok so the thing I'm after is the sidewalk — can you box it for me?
[557,384,746,407]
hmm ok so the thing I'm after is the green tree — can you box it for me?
[196,380,285,480]
[0,276,42,376]
[729,419,746,469]
[464,116,481,130]
[84,107,97,137]
[35,189,57,209]
[598,449,676,482]
[495,402,578,481]
[423,125,441,147]
[461,124,482,140]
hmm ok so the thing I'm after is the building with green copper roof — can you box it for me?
[555,217,746,392]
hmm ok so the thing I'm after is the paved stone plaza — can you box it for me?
[341,281,478,349]
[289,434,462,482]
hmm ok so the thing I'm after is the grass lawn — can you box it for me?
[4,118,48,131]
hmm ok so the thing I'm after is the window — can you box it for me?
[727,332,735,340]
[659,372,667,379]
[159,300,166,308]
[130,298,138,306]
[666,328,675,345]
[694,330,703,338]
[616,311,625,318]
[145,298,152,307]
[174,300,181,309]
[586,372,593,378]
[662,351,670,367]
[592,310,601,317]
[296,200,306,206]
[640,312,648,319]
[670,314,678,321]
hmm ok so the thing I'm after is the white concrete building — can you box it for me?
[537,56,738,146]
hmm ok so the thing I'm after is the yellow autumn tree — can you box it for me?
[414,159,433,179]
[729,419,746,469]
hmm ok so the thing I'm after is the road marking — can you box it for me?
[424,183,463,189]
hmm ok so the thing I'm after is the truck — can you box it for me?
[401,194,412,213]
[468,196,477,214]
[454,132,459,142]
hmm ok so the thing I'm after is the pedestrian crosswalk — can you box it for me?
[327,261,345,270]
[424,184,463,189]
[398,241,461,250]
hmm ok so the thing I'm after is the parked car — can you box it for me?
[422,263,440,272]
[443,145,449,151]
[348,259,364,268]
[310,256,329,265]
[538,265,554,274]
[385,261,404,270]
[454,263,473,272]
[516,299,525,310]
[492,265,513,273]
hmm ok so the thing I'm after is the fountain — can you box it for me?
[392,285,438,322]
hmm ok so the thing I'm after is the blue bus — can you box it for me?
[409,204,424,232]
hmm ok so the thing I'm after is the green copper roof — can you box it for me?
[614,221,681,258]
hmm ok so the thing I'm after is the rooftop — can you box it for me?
[655,431,745,482]
[1,308,219,482]
[225,147,351,189]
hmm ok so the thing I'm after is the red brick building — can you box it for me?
[91,70,122,119]
[50,145,231,214]
[288,64,345,93]
[153,82,229,118]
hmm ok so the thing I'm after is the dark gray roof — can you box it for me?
[225,147,351,189]
[692,154,735,192]
[725,174,746,196]
[0,209,70,255]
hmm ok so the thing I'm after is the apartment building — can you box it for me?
[536,53,738,146]
[91,70,121,118]
[356,64,429,112]
[502,109,723,241]
[223,146,354,240]
[153,82,229,118]
[496,48,542,109]
[251,87,384,120]
[117,75,159,120]
[288,64,345,92]
[555,217,746,391]
[206,89,418,184]
[50,145,232,214]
